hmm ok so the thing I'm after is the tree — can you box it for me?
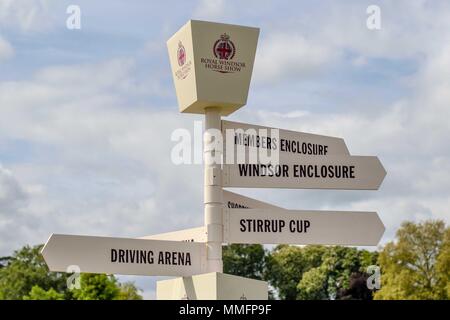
[320,246,377,300]
[223,244,266,280]
[375,220,449,300]
[265,245,327,300]
[71,274,121,300]
[436,227,450,298]
[0,245,70,300]
[223,244,278,298]
[0,244,143,300]
[265,245,378,300]
[336,272,374,300]
[296,267,328,300]
[23,286,65,300]
[117,282,143,300]
[297,246,377,300]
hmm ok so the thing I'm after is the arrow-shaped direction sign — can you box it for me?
[223,209,385,246]
[140,227,207,243]
[222,120,350,164]
[41,234,206,276]
[223,155,386,190]
[223,190,284,210]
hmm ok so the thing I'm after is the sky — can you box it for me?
[1,0,450,299]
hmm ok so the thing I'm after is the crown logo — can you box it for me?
[220,33,230,41]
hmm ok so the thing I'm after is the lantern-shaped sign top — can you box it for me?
[167,20,259,116]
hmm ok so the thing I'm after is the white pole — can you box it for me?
[204,107,223,273]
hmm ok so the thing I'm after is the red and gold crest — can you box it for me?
[213,33,236,60]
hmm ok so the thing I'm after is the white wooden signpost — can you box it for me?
[41,234,206,276]
[41,19,387,300]
[223,155,386,190]
[222,120,350,162]
[223,209,385,246]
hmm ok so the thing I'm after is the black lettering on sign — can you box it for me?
[280,139,329,155]
[239,220,311,234]
[234,133,278,150]
[157,251,192,266]
[240,219,246,232]
[158,252,164,264]
[111,249,117,262]
[237,164,289,177]
[110,249,154,264]
[288,220,311,233]
[293,165,356,179]
[239,219,286,233]
[228,201,249,209]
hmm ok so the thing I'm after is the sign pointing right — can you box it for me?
[223,209,385,246]
[222,120,350,162]
[223,155,386,190]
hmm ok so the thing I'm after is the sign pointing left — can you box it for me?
[41,234,206,277]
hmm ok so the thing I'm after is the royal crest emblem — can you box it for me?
[213,33,236,60]
[177,41,186,66]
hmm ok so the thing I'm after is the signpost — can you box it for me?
[223,155,386,190]
[222,120,350,164]
[41,19,387,301]
[42,234,206,277]
[223,209,385,246]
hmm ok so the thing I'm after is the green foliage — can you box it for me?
[336,272,374,300]
[223,244,277,298]
[375,220,449,300]
[265,245,327,299]
[23,285,65,300]
[71,274,120,300]
[297,267,328,300]
[0,245,70,300]
[265,245,378,300]
[117,282,143,300]
[0,244,142,300]
[223,244,266,280]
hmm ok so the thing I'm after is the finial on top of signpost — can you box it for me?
[167,20,260,116]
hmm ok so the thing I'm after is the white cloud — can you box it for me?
[318,1,450,60]
[0,36,14,61]
[0,0,53,32]
[193,0,228,21]
[254,33,335,84]
[0,164,46,254]
[0,165,27,212]
[0,58,204,258]
[250,1,450,85]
